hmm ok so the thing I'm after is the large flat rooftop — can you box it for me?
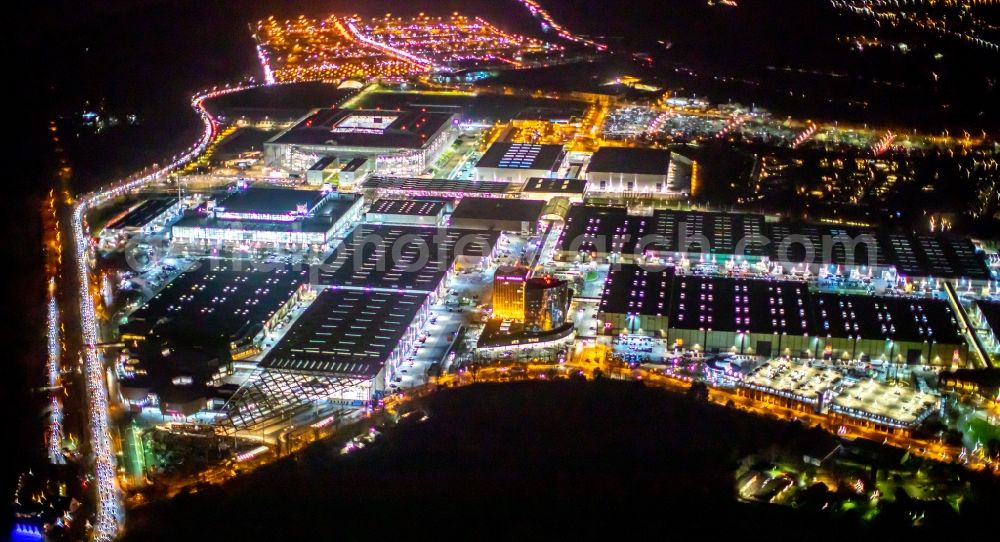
[368,198,446,217]
[476,142,564,171]
[173,212,337,235]
[599,264,675,316]
[880,234,989,281]
[559,205,657,255]
[742,360,843,405]
[668,275,814,335]
[653,210,769,258]
[586,147,672,175]
[597,266,960,342]
[261,288,428,378]
[316,224,499,291]
[451,197,546,225]
[812,293,963,344]
[214,185,331,216]
[105,198,177,231]
[831,379,939,427]
[558,206,989,278]
[174,191,359,235]
[766,221,887,268]
[268,108,453,149]
[362,176,515,195]
[120,260,306,346]
[521,177,587,195]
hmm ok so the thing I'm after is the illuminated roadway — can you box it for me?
[342,20,438,71]
[46,283,66,465]
[69,80,288,541]
[515,0,608,51]
[60,5,999,531]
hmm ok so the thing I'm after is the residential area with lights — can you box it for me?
[13,1,1000,540]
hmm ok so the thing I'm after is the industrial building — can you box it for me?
[584,147,686,197]
[666,146,756,199]
[211,184,332,221]
[829,379,941,436]
[365,198,445,226]
[651,210,771,262]
[970,300,1000,354]
[101,198,182,238]
[117,261,310,416]
[362,175,588,205]
[305,155,339,185]
[221,220,497,430]
[362,176,515,200]
[737,360,941,436]
[474,142,566,183]
[887,235,990,284]
[812,293,967,365]
[664,275,815,357]
[737,360,840,413]
[264,108,456,176]
[315,224,499,293]
[556,206,990,285]
[450,197,546,234]
[594,267,967,365]
[558,205,657,261]
[304,155,372,187]
[171,184,363,249]
[520,177,587,204]
[224,288,431,430]
[655,211,989,283]
[336,157,372,189]
[597,264,674,336]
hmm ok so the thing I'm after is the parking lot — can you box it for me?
[389,257,513,391]
[390,306,465,390]
[612,335,670,364]
[572,299,601,339]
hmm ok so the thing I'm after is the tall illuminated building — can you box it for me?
[525,276,571,332]
[493,266,530,320]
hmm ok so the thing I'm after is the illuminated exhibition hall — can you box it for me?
[12,1,1000,540]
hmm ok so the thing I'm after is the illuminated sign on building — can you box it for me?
[493,266,530,320]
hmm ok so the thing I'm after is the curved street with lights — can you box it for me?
[69,81,274,541]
